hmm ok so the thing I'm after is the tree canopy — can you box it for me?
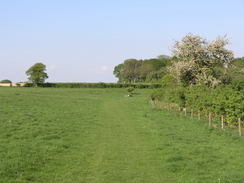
[169,34,234,87]
[0,79,12,83]
[26,63,48,86]
[113,57,171,83]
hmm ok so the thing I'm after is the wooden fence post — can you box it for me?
[184,108,187,116]
[191,109,193,118]
[238,118,242,136]
[221,115,224,129]
[179,107,181,115]
[208,112,212,127]
[198,110,200,120]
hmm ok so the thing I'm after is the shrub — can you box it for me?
[127,87,134,94]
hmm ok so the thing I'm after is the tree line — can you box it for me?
[114,35,243,86]
[113,56,172,83]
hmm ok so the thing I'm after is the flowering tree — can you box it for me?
[169,34,234,87]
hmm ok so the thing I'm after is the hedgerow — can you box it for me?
[24,82,162,89]
[150,82,244,125]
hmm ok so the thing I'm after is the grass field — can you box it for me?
[0,88,244,183]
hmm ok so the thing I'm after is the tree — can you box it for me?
[113,57,171,83]
[145,69,165,83]
[26,63,48,86]
[169,34,234,87]
[0,79,12,83]
[123,59,141,83]
[138,62,154,81]
[113,64,125,83]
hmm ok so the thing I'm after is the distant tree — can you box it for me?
[123,59,141,83]
[113,64,125,83]
[157,55,171,59]
[113,57,171,83]
[0,79,12,83]
[138,62,154,81]
[143,58,167,70]
[26,63,48,86]
[145,70,166,83]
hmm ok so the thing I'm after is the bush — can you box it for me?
[127,87,134,94]
[161,74,177,88]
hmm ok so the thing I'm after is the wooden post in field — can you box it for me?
[221,115,224,129]
[191,109,193,118]
[238,118,242,136]
[208,112,212,127]
[198,110,200,120]
[184,108,187,116]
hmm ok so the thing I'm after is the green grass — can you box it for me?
[0,87,244,183]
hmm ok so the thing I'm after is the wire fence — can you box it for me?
[150,100,243,137]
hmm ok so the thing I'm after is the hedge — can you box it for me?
[24,82,162,89]
[150,82,244,125]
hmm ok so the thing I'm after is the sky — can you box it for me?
[0,0,244,83]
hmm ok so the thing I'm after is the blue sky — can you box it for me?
[0,0,243,82]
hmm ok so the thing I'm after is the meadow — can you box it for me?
[0,88,244,183]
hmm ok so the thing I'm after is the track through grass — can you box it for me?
[0,88,244,183]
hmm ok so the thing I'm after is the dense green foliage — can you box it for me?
[0,79,12,83]
[1,88,244,183]
[26,63,48,86]
[24,82,162,88]
[113,56,172,83]
[151,82,244,125]
[224,57,244,83]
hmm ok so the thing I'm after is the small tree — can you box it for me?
[26,63,48,86]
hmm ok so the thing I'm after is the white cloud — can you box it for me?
[100,65,109,72]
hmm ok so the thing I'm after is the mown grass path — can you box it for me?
[0,88,244,183]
